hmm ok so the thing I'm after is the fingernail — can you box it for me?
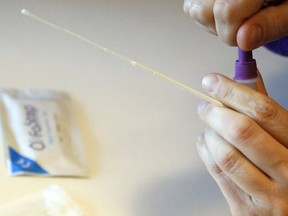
[183,0,192,13]
[249,25,264,47]
[197,133,205,144]
[197,100,208,114]
[202,75,218,92]
[196,133,205,150]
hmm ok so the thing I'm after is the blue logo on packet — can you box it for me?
[9,147,48,174]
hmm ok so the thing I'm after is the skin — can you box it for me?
[183,0,288,214]
[183,0,288,51]
[197,74,288,215]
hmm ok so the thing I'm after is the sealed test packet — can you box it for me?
[0,89,87,177]
[0,185,85,216]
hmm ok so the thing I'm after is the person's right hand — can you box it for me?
[183,0,288,51]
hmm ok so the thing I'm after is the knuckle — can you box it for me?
[188,3,214,26]
[218,149,242,175]
[213,0,236,23]
[251,97,278,123]
[218,85,236,101]
[228,117,256,143]
[210,161,224,176]
[213,1,238,45]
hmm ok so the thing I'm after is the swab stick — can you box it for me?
[21,9,223,106]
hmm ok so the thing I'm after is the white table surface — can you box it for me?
[0,0,287,215]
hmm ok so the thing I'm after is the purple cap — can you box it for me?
[234,48,257,80]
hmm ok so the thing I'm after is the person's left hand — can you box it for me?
[197,73,288,215]
[183,0,288,51]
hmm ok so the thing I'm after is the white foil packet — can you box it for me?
[0,89,87,177]
[0,185,85,216]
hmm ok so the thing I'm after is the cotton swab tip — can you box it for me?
[21,9,30,16]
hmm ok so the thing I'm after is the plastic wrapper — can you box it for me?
[0,89,87,177]
[0,185,85,216]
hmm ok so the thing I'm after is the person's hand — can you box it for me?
[197,73,288,215]
[183,0,288,50]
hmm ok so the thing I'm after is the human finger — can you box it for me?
[237,2,288,50]
[213,0,264,46]
[184,0,217,34]
[196,135,249,215]
[197,129,273,204]
[197,133,264,209]
[198,100,288,181]
[201,73,288,146]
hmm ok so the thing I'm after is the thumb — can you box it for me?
[237,2,288,50]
